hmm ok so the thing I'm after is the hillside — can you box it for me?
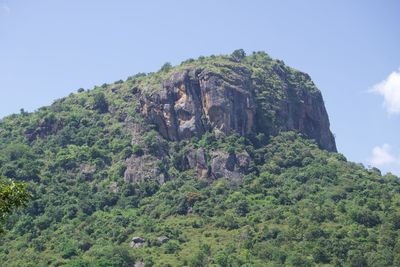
[0,51,399,267]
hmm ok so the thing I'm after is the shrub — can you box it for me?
[164,240,180,254]
[350,209,381,227]
[231,49,246,62]
[93,92,109,113]
[160,62,172,72]
[132,144,144,156]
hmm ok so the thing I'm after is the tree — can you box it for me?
[93,92,109,113]
[0,177,30,233]
[160,62,172,72]
[348,250,368,267]
[231,49,246,62]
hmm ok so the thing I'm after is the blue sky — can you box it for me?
[1,0,399,175]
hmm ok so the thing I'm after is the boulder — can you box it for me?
[157,236,169,244]
[130,237,146,249]
[210,150,251,181]
[132,236,145,243]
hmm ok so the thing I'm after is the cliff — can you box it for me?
[121,51,336,183]
[138,51,336,152]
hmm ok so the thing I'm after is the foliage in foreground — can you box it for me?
[0,178,29,233]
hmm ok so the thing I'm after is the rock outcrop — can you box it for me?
[141,66,255,142]
[181,148,251,181]
[209,151,251,181]
[124,155,165,184]
[186,148,208,178]
[139,63,336,152]
[130,237,146,249]
[120,57,338,185]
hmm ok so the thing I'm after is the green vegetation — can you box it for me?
[0,52,399,266]
[0,177,30,233]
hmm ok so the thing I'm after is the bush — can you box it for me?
[160,62,172,72]
[93,92,108,113]
[164,240,180,254]
[348,250,368,267]
[132,144,144,156]
[287,252,314,267]
[143,130,168,156]
[312,247,330,264]
[236,200,249,216]
[88,245,135,267]
[216,211,239,230]
[231,49,246,62]
[350,209,381,227]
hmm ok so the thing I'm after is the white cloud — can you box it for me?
[372,69,400,114]
[369,144,396,166]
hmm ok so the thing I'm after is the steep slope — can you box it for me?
[138,53,336,152]
[0,51,399,267]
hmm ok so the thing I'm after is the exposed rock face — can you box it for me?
[141,66,255,142]
[140,64,336,152]
[121,60,337,185]
[186,148,208,178]
[210,151,251,181]
[124,155,165,184]
[270,80,336,152]
[179,148,251,181]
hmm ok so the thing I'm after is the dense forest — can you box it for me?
[0,51,399,267]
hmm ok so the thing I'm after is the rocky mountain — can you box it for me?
[0,51,399,267]
[140,54,336,152]
[123,51,336,185]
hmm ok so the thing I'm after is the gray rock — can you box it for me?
[129,241,145,249]
[141,66,255,142]
[124,155,165,184]
[132,236,145,243]
[134,262,145,267]
[186,148,208,177]
[157,236,169,244]
[130,236,146,249]
[210,151,250,181]
[109,182,119,193]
